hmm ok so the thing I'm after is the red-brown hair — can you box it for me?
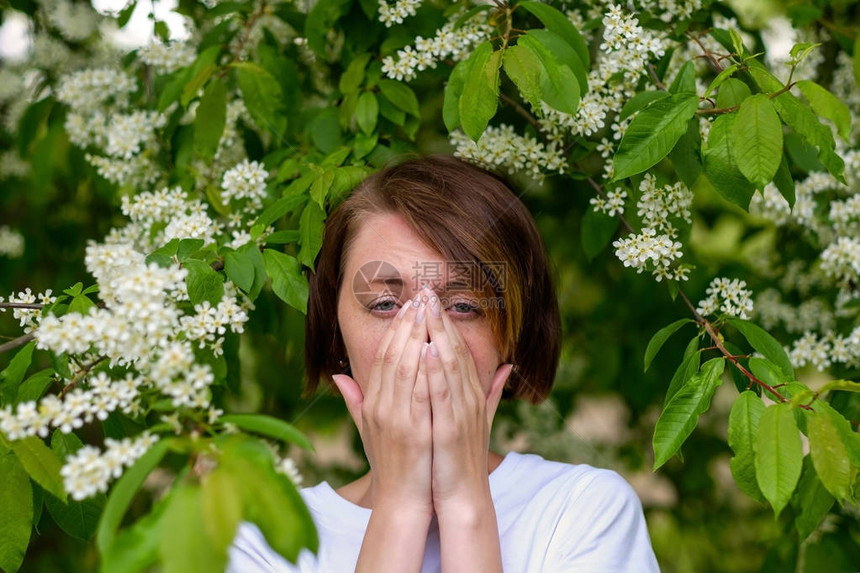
[304,155,561,404]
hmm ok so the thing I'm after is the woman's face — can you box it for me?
[337,212,504,397]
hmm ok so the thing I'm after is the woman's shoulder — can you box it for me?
[496,451,644,516]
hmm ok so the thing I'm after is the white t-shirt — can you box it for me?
[228,451,661,572]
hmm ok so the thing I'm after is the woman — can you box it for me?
[229,155,660,572]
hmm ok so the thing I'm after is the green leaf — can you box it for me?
[669,116,703,189]
[310,169,335,209]
[223,248,255,293]
[754,403,803,517]
[298,200,326,271]
[0,451,33,573]
[728,391,766,502]
[46,488,105,541]
[220,440,317,564]
[116,1,137,28]
[619,90,670,120]
[100,490,170,573]
[526,29,588,95]
[702,114,755,209]
[791,457,834,541]
[613,93,699,180]
[304,0,352,56]
[355,91,379,135]
[747,62,844,182]
[183,259,224,306]
[96,439,172,555]
[69,294,96,315]
[263,250,309,314]
[339,53,371,95]
[644,318,693,372]
[219,414,314,451]
[580,207,618,261]
[748,357,785,395]
[665,336,701,405]
[504,43,543,111]
[518,36,580,115]
[0,341,35,405]
[653,357,725,469]
[254,192,307,229]
[200,467,242,554]
[10,435,66,501]
[773,154,795,209]
[16,369,55,404]
[230,241,266,299]
[181,64,217,108]
[727,318,794,381]
[458,42,500,141]
[159,484,226,573]
[715,77,751,110]
[234,62,287,137]
[669,61,696,94]
[731,94,783,189]
[795,80,852,141]
[378,79,420,117]
[443,56,472,132]
[194,78,227,161]
[145,239,180,268]
[808,409,852,501]
[518,1,590,68]
[703,62,740,98]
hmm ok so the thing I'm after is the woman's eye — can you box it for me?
[369,298,398,312]
[449,301,481,315]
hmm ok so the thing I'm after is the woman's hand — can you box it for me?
[332,289,434,519]
[422,291,513,515]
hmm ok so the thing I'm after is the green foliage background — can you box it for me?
[1,0,860,571]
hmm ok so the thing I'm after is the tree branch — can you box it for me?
[0,333,35,354]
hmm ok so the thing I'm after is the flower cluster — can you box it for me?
[539,4,668,144]
[0,226,25,257]
[1,288,56,332]
[755,289,834,335]
[61,433,159,501]
[221,159,269,211]
[381,17,492,81]
[696,277,754,319]
[612,229,687,282]
[277,457,304,487]
[450,124,567,178]
[378,0,422,27]
[0,372,141,441]
[56,68,136,113]
[590,188,628,217]
[41,0,99,42]
[819,237,860,288]
[636,174,693,236]
[138,42,197,74]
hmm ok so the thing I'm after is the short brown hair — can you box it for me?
[304,155,561,404]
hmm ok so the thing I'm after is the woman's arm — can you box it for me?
[436,486,503,573]
[355,502,433,573]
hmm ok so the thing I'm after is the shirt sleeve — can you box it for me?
[545,469,661,573]
[228,522,313,573]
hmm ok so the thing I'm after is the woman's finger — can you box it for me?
[412,342,431,418]
[438,307,483,401]
[390,288,430,406]
[366,295,415,404]
[425,293,467,407]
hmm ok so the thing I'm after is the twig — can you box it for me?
[0,333,35,354]
[0,303,44,310]
[59,356,108,397]
[499,93,541,131]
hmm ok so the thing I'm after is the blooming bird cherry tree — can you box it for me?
[1,0,860,570]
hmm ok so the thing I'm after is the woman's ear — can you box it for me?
[331,374,364,434]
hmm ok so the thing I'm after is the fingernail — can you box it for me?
[430,295,440,317]
[421,341,429,358]
[398,302,410,318]
[428,341,439,357]
[416,302,426,324]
